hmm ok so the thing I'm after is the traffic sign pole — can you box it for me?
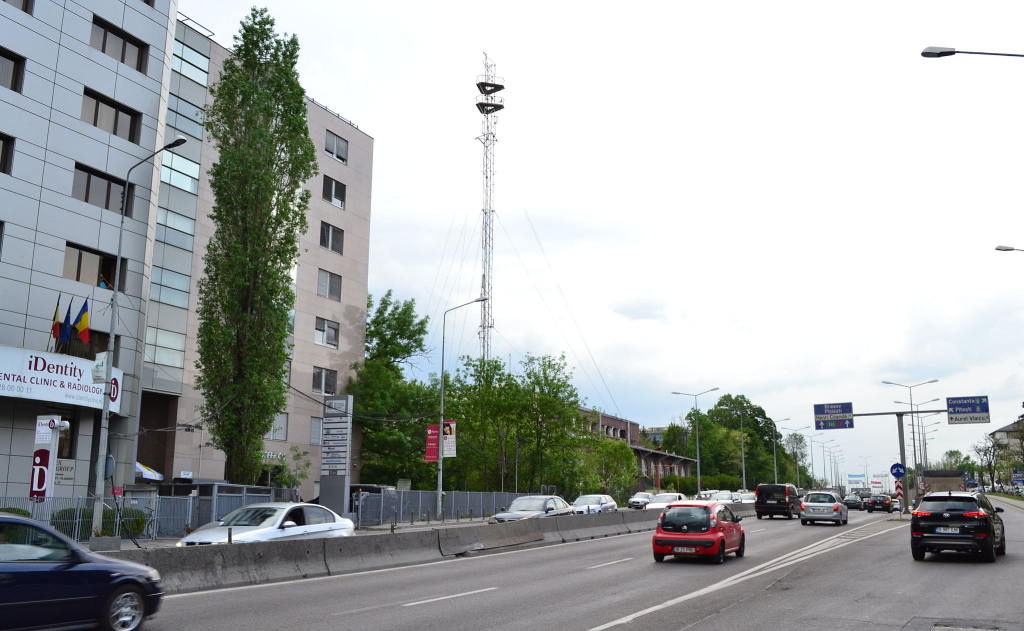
[896,413,909,513]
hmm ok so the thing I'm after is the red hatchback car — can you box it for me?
[652,500,746,564]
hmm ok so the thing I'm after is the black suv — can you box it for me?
[754,483,800,519]
[911,492,1006,562]
[867,494,892,513]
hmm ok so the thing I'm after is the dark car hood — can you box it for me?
[493,510,545,521]
[82,549,155,576]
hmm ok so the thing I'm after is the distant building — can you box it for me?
[990,419,1024,446]
[580,408,694,488]
[645,426,667,444]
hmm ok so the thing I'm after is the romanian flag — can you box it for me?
[73,299,90,344]
[51,293,61,340]
[59,301,73,344]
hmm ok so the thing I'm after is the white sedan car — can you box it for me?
[571,494,618,514]
[178,502,354,546]
[800,491,848,526]
[644,493,688,512]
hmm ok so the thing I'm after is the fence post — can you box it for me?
[151,496,160,540]
[379,492,384,526]
[186,494,194,530]
[399,491,404,524]
[212,489,219,522]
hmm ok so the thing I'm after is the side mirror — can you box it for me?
[282,521,298,528]
[735,515,743,522]
[500,506,506,512]
[995,507,1005,513]
[545,506,554,513]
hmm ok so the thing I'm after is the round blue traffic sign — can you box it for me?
[890,463,906,479]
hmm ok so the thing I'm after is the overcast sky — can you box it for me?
[179,0,1024,484]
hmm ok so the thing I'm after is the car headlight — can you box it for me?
[146,568,161,583]
[175,541,183,547]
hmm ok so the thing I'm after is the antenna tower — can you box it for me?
[475,53,504,360]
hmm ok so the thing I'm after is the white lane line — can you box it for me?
[587,522,907,631]
[749,529,766,533]
[401,587,497,607]
[331,596,443,616]
[587,558,633,569]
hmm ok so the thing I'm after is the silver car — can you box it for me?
[572,494,617,514]
[178,502,354,546]
[800,491,848,526]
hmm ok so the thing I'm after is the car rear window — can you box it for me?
[919,498,979,512]
[871,496,889,501]
[757,485,786,500]
[806,493,836,503]
[661,506,710,531]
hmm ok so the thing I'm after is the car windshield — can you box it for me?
[220,507,283,527]
[651,494,679,503]
[507,498,547,512]
[632,493,653,500]
[806,493,835,503]
[920,499,979,512]
[573,496,603,506]
[661,506,710,528]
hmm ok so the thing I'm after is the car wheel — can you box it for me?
[911,546,925,561]
[801,519,808,525]
[984,541,997,563]
[101,585,146,631]
[996,531,1007,556]
[842,516,848,525]
[756,514,763,520]
[714,541,726,565]
[768,514,774,519]
[735,535,745,558]
[868,508,873,513]
[653,552,665,563]
[786,508,794,520]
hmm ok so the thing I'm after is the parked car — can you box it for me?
[737,493,756,504]
[867,495,893,513]
[800,491,848,526]
[708,491,736,502]
[627,492,655,509]
[754,483,800,519]
[491,495,575,523]
[893,498,902,511]
[178,502,353,546]
[0,514,163,631]
[911,491,1006,562]
[572,494,617,514]
[652,500,746,564]
[645,493,689,512]
[843,494,864,510]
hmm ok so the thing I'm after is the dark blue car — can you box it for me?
[0,514,163,631]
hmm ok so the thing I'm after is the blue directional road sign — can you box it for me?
[813,402,854,430]
[946,396,990,425]
[891,463,906,479]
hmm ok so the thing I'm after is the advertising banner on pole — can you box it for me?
[442,420,456,458]
[425,425,440,462]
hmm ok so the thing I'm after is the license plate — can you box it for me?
[936,527,959,534]
[813,508,825,513]
[672,546,696,554]
[766,500,777,503]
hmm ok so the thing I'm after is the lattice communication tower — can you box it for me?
[475,53,504,360]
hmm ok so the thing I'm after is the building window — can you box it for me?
[0,133,12,175]
[89,18,146,72]
[264,413,287,441]
[145,327,185,368]
[316,269,341,301]
[160,151,200,193]
[322,176,345,209]
[63,243,119,288]
[2,0,32,14]
[151,266,190,308]
[0,47,24,93]
[312,366,337,395]
[166,94,204,140]
[172,40,209,86]
[72,164,130,214]
[314,317,339,349]
[283,359,291,385]
[319,222,343,255]
[64,330,112,363]
[81,90,139,143]
[310,417,322,445]
[325,130,348,164]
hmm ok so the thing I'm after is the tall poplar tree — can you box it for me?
[195,8,318,483]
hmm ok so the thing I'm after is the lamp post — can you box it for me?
[812,439,834,486]
[860,455,870,489]
[922,47,1024,59]
[670,387,719,494]
[90,137,186,544]
[779,425,810,488]
[895,397,939,475]
[805,432,822,488]
[725,407,762,491]
[768,418,790,483]
[437,296,487,518]
[883,379,938,491]
[996,245,1024,252]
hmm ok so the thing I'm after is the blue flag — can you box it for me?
[59,300,73,343]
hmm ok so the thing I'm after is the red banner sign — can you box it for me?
[29,448,49,502]
[425,425,440,462]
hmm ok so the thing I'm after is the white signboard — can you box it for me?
[0,347,123,413]
[442,421,456,458]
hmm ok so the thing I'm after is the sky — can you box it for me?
[178,0,1024,484]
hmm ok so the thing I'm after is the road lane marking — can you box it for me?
[588,521,906,631]
[331,596,444,616]
[587,558,633,569]
[401,587,496,606]
[749,529,766,533]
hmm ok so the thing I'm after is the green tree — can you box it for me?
[582,437,640,500]
[661,423,688,456]
[973,435,1004,487]
[266,445,312,491]
[195,8,318,484]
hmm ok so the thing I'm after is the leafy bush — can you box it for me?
[50,507,147,540]
[0,506,31,518]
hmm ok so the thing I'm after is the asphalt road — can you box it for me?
[149,500,1024,631]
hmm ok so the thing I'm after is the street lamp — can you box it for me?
[437,296,488,518]
[812,439,834,486]
[922,47,1024,59]
[768,418,791,484]
[90,136,186,545]
[895,397,939,474]
[996,245,1024,252]
[883,379,938,490]
[805,432,822,488]
[779,425,810,488]
[670,387,719,493]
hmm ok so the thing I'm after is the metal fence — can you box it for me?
[0,492,275,543]
[353,490,532,528]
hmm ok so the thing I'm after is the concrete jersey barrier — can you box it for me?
[621,510,659,533]
[476,519,543,550]
[324,529,443,576]
[556,512,628,541]
[536,516,564,544]
[437,525,485,556]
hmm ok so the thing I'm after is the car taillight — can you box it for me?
[963,511,987,518]
[833,503,840,511]
[911,531,923,536]
[912,511,931,516]
[800,503,805,510]
[785,487,790,497]
[884,500,890,504]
